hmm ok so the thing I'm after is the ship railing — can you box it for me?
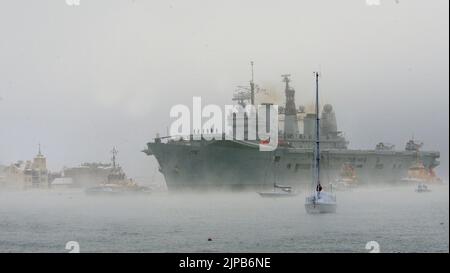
[161,133,226,143]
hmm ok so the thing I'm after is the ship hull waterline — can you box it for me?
[144,140,440,191]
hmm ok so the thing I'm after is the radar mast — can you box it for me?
[111,147,118,169]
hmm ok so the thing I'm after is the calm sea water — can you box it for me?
[0,185,448,253]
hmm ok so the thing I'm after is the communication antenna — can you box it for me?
[111,147,118,168]
[251,61,254,83]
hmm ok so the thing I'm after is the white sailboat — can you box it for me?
[305,72,337,214]
[259,156,299,198]
[259,183,299,198]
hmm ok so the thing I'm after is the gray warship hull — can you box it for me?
[144,140,440,191]
[144,72,440,191]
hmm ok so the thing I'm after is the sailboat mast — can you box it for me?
[314,72,320,188]
[250,61,255,105]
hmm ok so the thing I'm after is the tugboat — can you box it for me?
[330,163,358,191]
[401,140,442,185]
[85,148,151,195]
[305,72,337,214]
[401,160,442,184]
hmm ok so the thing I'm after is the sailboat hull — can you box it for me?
[305,191,337,214]
[305,203,337,214]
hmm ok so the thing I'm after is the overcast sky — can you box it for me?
[0,0,448,181]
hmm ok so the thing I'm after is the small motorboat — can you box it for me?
[415,183,431,193]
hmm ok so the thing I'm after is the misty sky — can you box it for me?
[0,0,448,181]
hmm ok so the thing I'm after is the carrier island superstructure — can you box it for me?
[143,70,440,191]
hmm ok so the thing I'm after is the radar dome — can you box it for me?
[323,104,333,113]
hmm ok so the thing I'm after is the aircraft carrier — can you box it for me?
[143,69,440,191]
